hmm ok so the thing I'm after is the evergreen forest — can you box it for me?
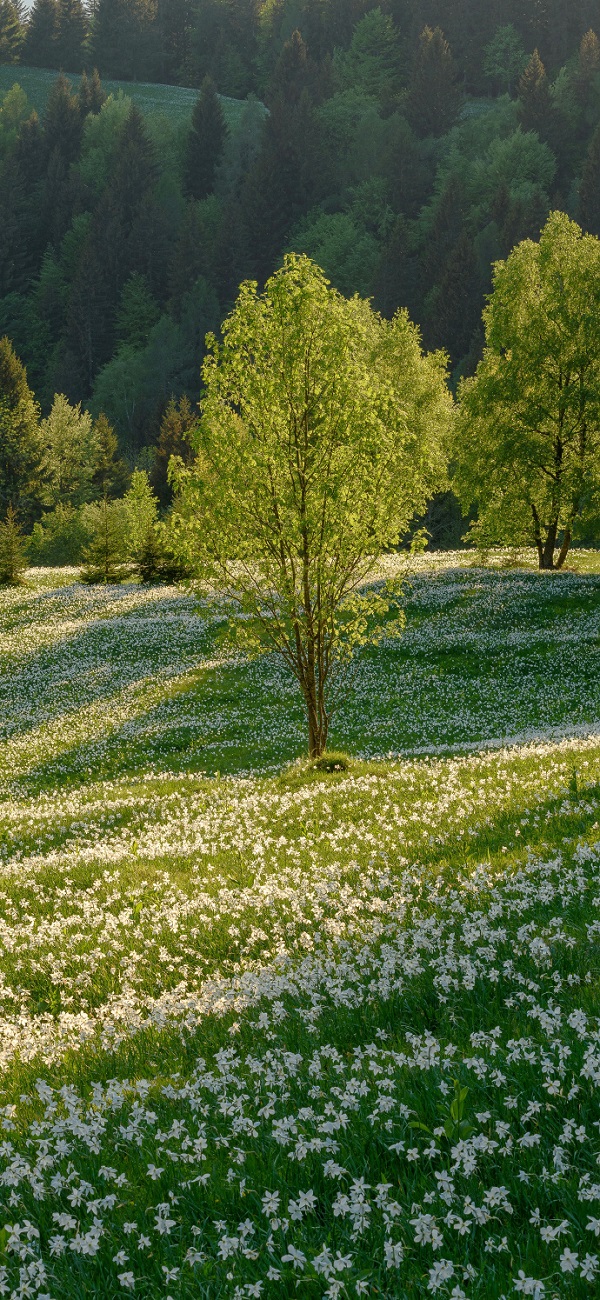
[0,0,600,557]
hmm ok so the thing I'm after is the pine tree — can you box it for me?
[518,49,552,137]
[22,0,58,68]
[580,123,600,237]
[424,231,481,363]
[0,504,26,585]
[407,26,462,138]
[44,72,83,163]
[0,0,24,64]
[183,77,228,202]
[80,496,128,583]
[0,336,42,526]
[116,273,160,349]
[91,412,130,499]
[55,0,87,72]
[90,0,157,81]
[155,0,192,83]
[150,394,196,507]
[78,68,106,117]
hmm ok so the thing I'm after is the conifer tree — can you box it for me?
[0,504,26,585]
[91,412,130,499]
[23,0,58,68]
[407,26,461,138]
[518,49,552,138]
[90,0,157,81]
[151,394,196,507]
[55,0,87,72]
[44,71,82,163]
[78,68,106,118]
[183,77,227,202]
[81,496,128,583]
[580,124,600,237]
[0,337,42,525]
[0,0,24,64]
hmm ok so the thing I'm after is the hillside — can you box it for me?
[0,62,254,128]
[0,557,599,1295]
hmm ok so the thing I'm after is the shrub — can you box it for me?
[26,504,93,566]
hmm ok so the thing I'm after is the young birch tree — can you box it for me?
[172,254,451,758]
[453,212,600,569]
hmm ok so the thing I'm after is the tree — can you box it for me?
[453,212,600,571]
[580,124,600,237]
[517,49,552,138]
[39,392,95,507]
[483,24,527,96]
[407,26,461,139]
[333,8,402,104]
[78,68,106,118]
[0,336,42,526]
[151,394,196,508]
[90,0,158,82]
[0,0,24,64]
[0,504,26,584]
[172,254,450,758]
[22,0,58,68]
[55,0,87,72]
[123,468,158,561]
[116,272,160,349]
[44,72,83,164]
[91,412,129,498]
[80,496,128,582]
[183,77,227,202]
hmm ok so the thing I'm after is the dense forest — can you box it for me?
[1,0,600,554]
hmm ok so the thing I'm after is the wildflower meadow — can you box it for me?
[1,555,600,1300]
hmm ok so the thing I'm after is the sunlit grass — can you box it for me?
[0,554,599,1296]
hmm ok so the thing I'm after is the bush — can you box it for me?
[26,505,93,566]
[80,499,129,584]
[0,505,26,585]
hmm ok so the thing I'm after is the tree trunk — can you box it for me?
[540,520,558,569]
[303,655,329,759]
[555,527,572,569]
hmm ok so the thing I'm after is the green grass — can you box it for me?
[0,63,256,129]
[0,552,599,1296]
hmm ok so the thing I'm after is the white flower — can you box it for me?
[580,1254,599,1281]
[427,1260,454,1293]
[383,1240,404,1269]
[282,1245,306,1271]
[117,1273,135,1291]
[513,1272,545,1297]
[559,1248,579,1274]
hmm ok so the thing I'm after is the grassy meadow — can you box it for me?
[1,553,600,1297]
[0,63,254,130]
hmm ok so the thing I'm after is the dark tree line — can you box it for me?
[1,1,600,551]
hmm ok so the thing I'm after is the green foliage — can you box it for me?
[453,212,600,570]
[289,209,380,297]
[123,468,158,561]
[172,253,451,756]
[184,74,228,201]
[407,25,462,139]
[0,1,24,66]
[80,496,129,584]
[0,335,42,527]
[483,25,527,96]
[39,393,96,509]
[333,7,402,104]
[26,502,92,565]
[116,272,160,350]
[0,502,26,583]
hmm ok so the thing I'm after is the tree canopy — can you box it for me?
[453,212,600,569]
[172,254,451,756]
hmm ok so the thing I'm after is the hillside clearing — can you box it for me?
[0,557,599,1296]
